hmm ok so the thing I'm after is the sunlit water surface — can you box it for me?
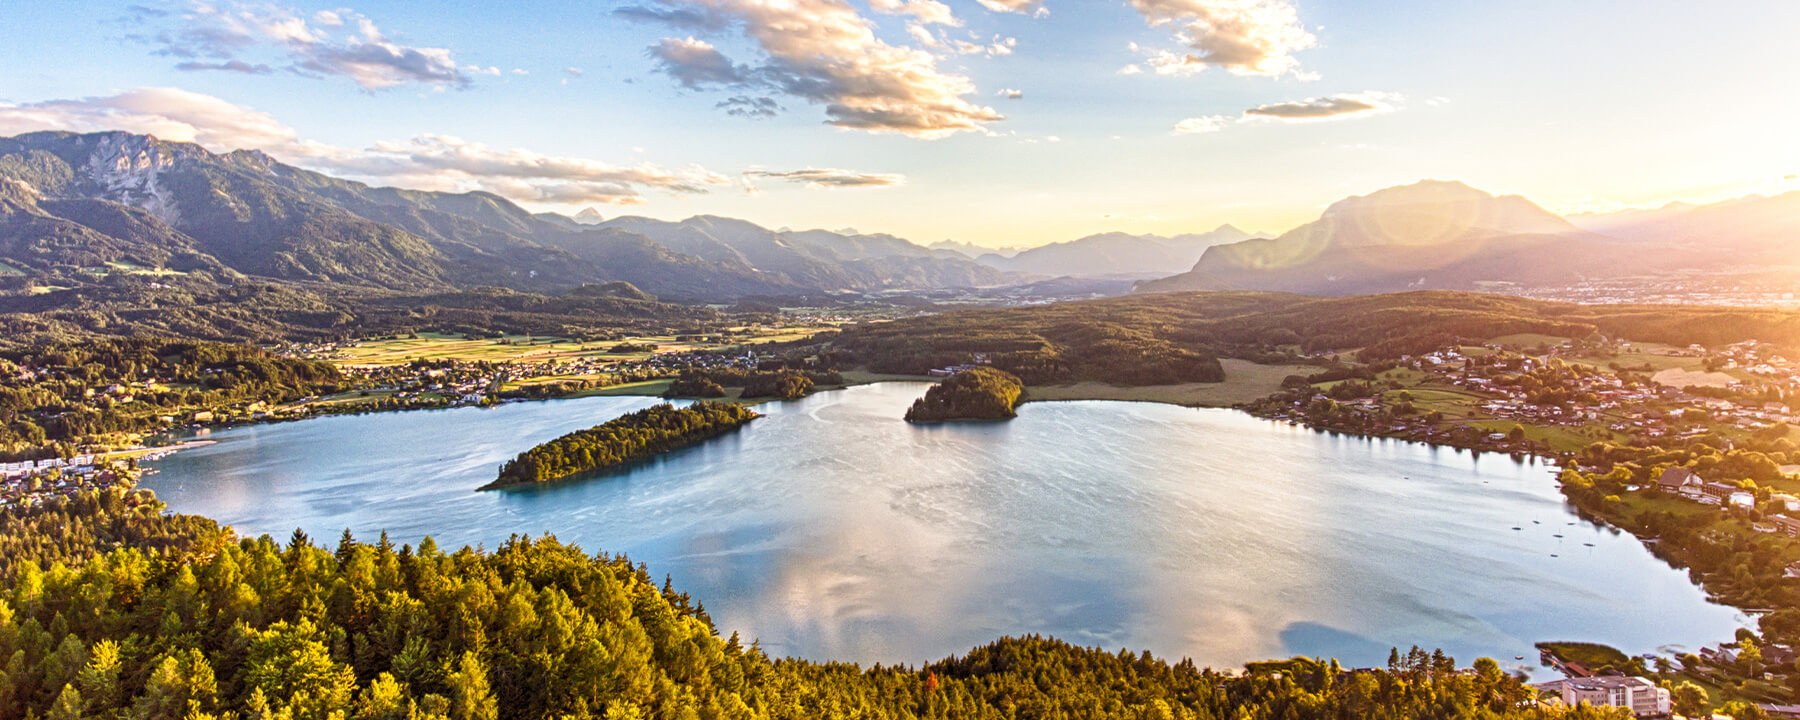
[142,382,1745,671]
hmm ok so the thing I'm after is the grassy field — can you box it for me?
[1652,367,1740,388]
[329,326,832,368]
[1490,333,1572,349]
[101,261,186,277]
[566,379,675,398]
[1023,359,1313,408]
[333,333,634,366]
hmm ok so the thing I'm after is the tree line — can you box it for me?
[663,370,843,402]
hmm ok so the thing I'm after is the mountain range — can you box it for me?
[1134,180,1767,295]
[1,130,1794,321]
[0,131,1017,302]
[977,226,1264,279]
[1568,192,1800,263]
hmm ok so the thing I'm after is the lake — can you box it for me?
[141,382,1747,672]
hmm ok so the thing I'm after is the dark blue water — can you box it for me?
[142,382,1746,672]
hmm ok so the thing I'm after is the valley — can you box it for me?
[4,3,1792,716]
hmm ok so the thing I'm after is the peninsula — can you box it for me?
[482,402,759,490]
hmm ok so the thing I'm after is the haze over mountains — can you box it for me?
[1138,180,1800,295]
[1,131,1793,308]
[976,226,1265,279]
[1568,192,1800,263]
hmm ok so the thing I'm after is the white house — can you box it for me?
[1533,676,1670,718]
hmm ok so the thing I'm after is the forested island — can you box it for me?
[483,402,759,490]
[905,367,1025,423]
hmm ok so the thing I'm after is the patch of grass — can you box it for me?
[565,379,674,398]
[1651,368,1739,388]
[1024,359,1314,408]
[1490,333,1571,349]
[1466,419,1613,452]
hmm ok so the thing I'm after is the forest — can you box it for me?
[0,488,1636,720]
[822,291,1800,388]
[662,370,844,402]
[0,338,343,460]
[904,368,1025,423]
[484,402,760,490]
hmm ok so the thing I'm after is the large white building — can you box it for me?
[1533,676,1670,718]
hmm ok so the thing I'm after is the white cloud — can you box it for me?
[742,168,905,188]
[1242,91,1398,120]
[1174,91,1401,134]
[0,88,731,207]
[974,0,1048,17]
[868,0,960,26]
[320,135,733,204]
[0,88,299,149]
[1172,115,1230,134]
[1126,0,1316,78]
[621,0,1004,138]
[134,2,477,90]
[648,37,750,88]
[997,88,1024,99]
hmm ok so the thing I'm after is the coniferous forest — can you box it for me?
[484,403,760,490]
[0,487,1632,720]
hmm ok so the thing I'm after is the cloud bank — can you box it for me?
[1123,0,1316,78]
[743,168,905,188]
[0,88,887,206]
[133,2,478,90]
[617,0,1005,138]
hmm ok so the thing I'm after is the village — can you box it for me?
[0,453,147,509]
[1247,334,1800,460]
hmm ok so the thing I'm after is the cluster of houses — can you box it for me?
[1654,468,1800,537]
[2,454,101,480]
[0,456,137,508]
[319,346,783,407]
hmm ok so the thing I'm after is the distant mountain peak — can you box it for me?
[573,207,604,225]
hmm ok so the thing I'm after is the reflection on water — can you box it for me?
[142,383,1747,670]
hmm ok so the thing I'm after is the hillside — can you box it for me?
[595,215,1018,291]
[1138,181,1645,295]
[826,290,1800,388]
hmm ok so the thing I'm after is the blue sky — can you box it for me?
[3,0,1797,246]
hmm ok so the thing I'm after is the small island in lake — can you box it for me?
[905,367,1025,423]
[481,402,760,490]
